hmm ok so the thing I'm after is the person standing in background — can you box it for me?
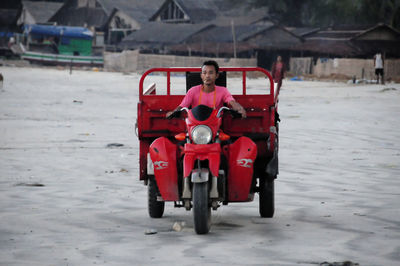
[271,55,286,91]
[374,52,384,85]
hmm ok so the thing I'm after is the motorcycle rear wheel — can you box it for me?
[259,178,275,218]
[193,182,211,234]
[148,176,165,218]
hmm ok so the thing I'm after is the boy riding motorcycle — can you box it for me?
[166,60,246,118]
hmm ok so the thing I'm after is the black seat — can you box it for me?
[186,71,227,91]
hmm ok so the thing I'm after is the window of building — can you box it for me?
[160,1,188,22]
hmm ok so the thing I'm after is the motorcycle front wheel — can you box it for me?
[193,182,211,234]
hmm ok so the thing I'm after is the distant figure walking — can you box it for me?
[271,55,286,91]
[374,52,384,84]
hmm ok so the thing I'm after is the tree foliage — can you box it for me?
[242,0,400,30]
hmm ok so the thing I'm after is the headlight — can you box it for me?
[191,125,212,144]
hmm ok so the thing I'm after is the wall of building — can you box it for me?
[104,50,257,72]
[290,57,400,81]
[104,52,400,81]
[289,57,313,76]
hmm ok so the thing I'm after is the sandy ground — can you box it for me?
[0,66,399,266]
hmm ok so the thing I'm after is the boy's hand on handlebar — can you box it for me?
[229,101,246,118]
[166,107,183,119]
[166,110,179,119]
[237,106,247,118]
[229,108,246,119]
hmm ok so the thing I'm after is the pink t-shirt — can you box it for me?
[179,85,235,109]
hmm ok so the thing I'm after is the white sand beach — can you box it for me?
[0,66,399,266]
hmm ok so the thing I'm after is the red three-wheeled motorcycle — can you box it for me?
[136,67,280,234]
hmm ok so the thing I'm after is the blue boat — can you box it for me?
[21,24,103,66]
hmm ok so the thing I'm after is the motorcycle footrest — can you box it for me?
[184,200,191,210]
[157,196,164,201]
[211,201,220,210]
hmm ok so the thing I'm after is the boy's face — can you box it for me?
[201,65,219,86]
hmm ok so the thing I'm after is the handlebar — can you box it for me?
[168,106,243,120]
[217,106,242,118]
[167,107,189,119]
[217,107,230,117]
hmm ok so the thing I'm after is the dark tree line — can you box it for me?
[233,0,400,30]
[0,0,64,9]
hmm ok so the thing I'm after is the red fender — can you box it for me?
[183,143,221,178]
[225,137,257,201]
[149,137,179,201]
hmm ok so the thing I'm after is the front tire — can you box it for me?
[193,182,211,234]
[148,176,165,218]
[259,178,275,218]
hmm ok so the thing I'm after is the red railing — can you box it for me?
[139,67,277,104]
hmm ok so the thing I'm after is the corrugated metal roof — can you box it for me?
[98,0,164,24]
[22,1,62,24]
[149,0,217,23]
[50,4,108,28]
[303,24,400,41]
[188,23,274,43]
[170,23,302,54]
[296,40,357,56]
[174,0,217,23]
[149,0,269,25]
[291,24,400,57]
[285,27,319,37]
[175,0,219,10]
[168,42,257,55]
[120,22,213,47]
